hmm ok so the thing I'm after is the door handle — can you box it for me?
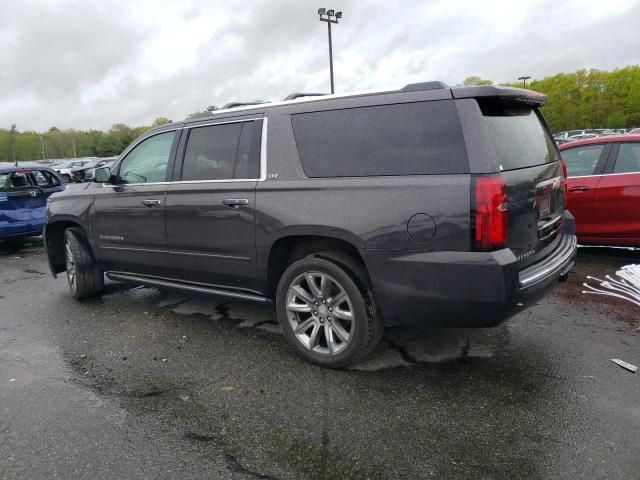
[142,199,162,207]
[223,198,249,208]
[568,186,590,192]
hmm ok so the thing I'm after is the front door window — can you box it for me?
[118,131,176,184]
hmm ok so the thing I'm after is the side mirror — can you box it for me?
[94,166,112,183]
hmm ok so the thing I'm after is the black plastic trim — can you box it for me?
[106,272,271,303]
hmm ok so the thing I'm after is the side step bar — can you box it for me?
[105,272,272,304]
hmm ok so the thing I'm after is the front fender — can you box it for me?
[45,188,95,277]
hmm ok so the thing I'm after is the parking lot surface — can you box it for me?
[1,240,638,479]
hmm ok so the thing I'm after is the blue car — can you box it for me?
[0,162,65,242]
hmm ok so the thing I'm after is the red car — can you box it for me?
[559,135,640,247]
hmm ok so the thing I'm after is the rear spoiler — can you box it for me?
[451,85,546,107]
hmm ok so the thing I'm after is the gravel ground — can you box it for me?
[1,239,638,479]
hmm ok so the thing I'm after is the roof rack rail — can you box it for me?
[400,81,449,92]
[189,111,215,119]
[222,101,266,109]
[283,92,328,101]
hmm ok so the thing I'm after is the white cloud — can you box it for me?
[0,0,638,131]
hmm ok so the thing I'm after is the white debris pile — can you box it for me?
[611,358,638,373]
[582,264,640,307]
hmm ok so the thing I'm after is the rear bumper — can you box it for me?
[362,212,577,327]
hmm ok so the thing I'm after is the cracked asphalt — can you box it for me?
[1,239,639,479]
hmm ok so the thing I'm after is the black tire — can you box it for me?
[62,174,71,183]
[276,252,383,368]
[64,228,104,300]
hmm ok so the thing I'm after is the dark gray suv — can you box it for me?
[44,81,577,367]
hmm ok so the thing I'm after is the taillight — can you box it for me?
[559,158,568,198]
[472,175,508,251]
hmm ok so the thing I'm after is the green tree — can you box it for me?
[462,76,493,86]
[503,65,640,132]
[9,124,17,163]
[150,117,172,127]
[607,111,626,128]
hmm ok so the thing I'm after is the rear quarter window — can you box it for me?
[291,100,468,177]
[479,103,557,171]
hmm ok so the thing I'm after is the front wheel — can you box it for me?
[62,174,71,183]
[276,254,383,368]
[64,228,104,300]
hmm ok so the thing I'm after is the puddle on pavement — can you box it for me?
[151,289,511,371]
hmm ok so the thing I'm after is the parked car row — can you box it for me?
[554,128,636,145]
[69,157,117,183]
[35,157,118,183]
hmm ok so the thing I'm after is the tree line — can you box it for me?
[464,65,640,133]
[0,117,171,163]
[2,65,639,163]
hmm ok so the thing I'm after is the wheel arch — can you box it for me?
[44,217,93,277]
[266,233,369,297]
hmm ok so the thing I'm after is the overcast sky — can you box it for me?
[1,0,639,131]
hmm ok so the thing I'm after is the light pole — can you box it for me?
[517,75,531,88]
[318,8,342,94]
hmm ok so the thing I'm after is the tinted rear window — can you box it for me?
[479,103,557,171]
[291,101,468,177]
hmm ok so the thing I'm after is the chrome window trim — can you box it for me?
[567,171,640,179]
[184,117,262,129]
[102,118,268,187]
[259,116,268,181]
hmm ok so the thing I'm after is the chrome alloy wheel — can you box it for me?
[285,271,354,355]
[65,239,76,292]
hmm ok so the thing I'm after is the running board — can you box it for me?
[105,272,272,303]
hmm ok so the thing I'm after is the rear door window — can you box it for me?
[182,123,242,181]
[0,173,11,190]
[613,143,640,174]
[291,101,468,177]
[561,145,606,177]
[479,103,557,171]
[180,120,261,181]
[1,171,32,190]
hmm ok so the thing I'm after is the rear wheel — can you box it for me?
[64,228,103,300]
[276,253,383,368]
[62,174,71,183]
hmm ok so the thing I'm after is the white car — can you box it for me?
[53,159,93,183]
